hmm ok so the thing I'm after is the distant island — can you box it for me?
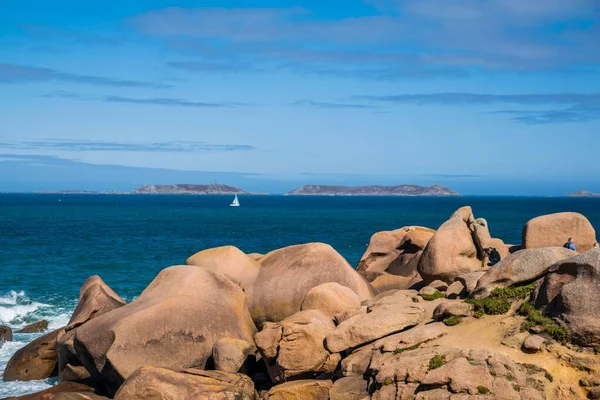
[567,190,600,197]
[36,190,128,195]
[286,184,459,196]
[132,184,245,195]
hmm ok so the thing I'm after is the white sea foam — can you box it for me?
[0,290,76,397]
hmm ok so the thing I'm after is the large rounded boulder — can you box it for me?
[472,247,575,299]
[57,276,126,383]
[3,328,61,381]
[186,245,261,290]
[534,249,600,347]
[418,207,485,284]
[523,212,597,252]
[357,226,435,289]
[73,266,257,396]
[249,243,374,325]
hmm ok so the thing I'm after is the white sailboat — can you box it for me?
[230,194,240,207]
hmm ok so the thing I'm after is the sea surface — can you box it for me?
[1,194,599,396]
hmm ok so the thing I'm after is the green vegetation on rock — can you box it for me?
[421,290,445,301]
[489,283,536,300]
[519,301,571,344]
[477,385,491,394]
[467,283,536,317]
[443,315,463,326]
[428,354,446,370]
[382,378,394,386]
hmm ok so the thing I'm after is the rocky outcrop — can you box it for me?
[3,382,106,400]
[472,247,574,299]
[329,376,369,400]
[418,207,494,284]
[185,245,261,291]
[0,326,12,348]
[114,366,257,399]
[534,249,600,346]
[212,338,255,373]
[264,380,332,399]
[57,276,126,384]
[300,282,361,318]
[357,226,435,289]
[250,243,374,325]
[523,212,597,252]
[73,267,257,396]
[255,310,340,383]
[17,320,49,334]
[3,328,61,381]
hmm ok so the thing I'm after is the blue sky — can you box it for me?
[1,0,599,195]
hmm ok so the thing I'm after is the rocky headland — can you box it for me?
[568,191,600,198]
[287,184,459,196]
[3,209,600,399]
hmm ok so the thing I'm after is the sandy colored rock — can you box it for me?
[213,338,255,373]
[433,302,473,320]
[334,306,367,325]
[455,271,487,294]
[472,247,574,299]
[0,326,13,347]
[522,335,546,353]
[362,289,416,308]
[369,273,423,292]
[589,386,600,399]
[301,282,361,318]
[3,327,61,381]
[415,389,451,399]
[186,245,261,290]
[57,275,126,382]
[534,249,600,346]
[378,323,449,353]
[255,310,340,383]
[264,380,332,400]
[419,286,438,296]
[3,382,100,400]
[429,280,448,291]
[341,347,373,377]
[357,226,434,289]
[114,366,257,400]
[17,320,49,334]
[446,281,465,299]
[421,357,494,394]
[580,373,600,388]
[73,266,257,396]
[522,212,597,252]
[325,303,426,353]
[418,207,484,284]
[329,376,369,400]
[250,243,374,325]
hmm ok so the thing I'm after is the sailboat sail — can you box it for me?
[230,194,240,207]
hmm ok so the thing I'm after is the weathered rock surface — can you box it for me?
[522,335,546,353]
[300,282,361,318]
[186,245,261,291]
[264,379,332,400]
[472,247,574,299]
[250,243,374,325]
[357,226,435,289]
[3,382,104,400]
[523,212,597,252]
[3,328,61,381]
[445,281,465,299]
[534,249,600,346]
[418,207,485,284]
[73,266,257,395]
[114,366,257,400]
[17,320,49,334]
[213,338,255,373]
[57,276,126,384]
[433,302,473,320]
[334,306,367,325]
[329,376,369,400]
[0,325,13,348]
[255,310,340,383]
[325,302,426,353]
[455,271,487,294]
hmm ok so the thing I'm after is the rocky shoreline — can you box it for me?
[1,208,599,399]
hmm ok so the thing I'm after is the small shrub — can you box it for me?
[466,297,511,315]
[429,354,446,370]
[394,343,420,354]
[505,374,514,382]
[477,385,490,394]
[443,315,462,326]
[546,324,571,344]
[519,301,571,344]
[595,346,600,354]
[490,283,535,300]
[513,384,521,392]
[422,290,444,301]
[382,378,394,386]
[473,310,484,319]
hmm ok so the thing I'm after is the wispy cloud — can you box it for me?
[129,2,600,77]
[166,60,265,74]
[496,106,600,124]
[43,90,249,108]
[294,99,379,110]
[0,63,170,89]
[0,139,256,153]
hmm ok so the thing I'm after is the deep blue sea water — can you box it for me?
[0,194,599,396]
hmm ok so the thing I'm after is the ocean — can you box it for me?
[1,194,599,396]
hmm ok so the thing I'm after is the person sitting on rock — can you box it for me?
[485,247,501,266]
[563,237,577,251]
